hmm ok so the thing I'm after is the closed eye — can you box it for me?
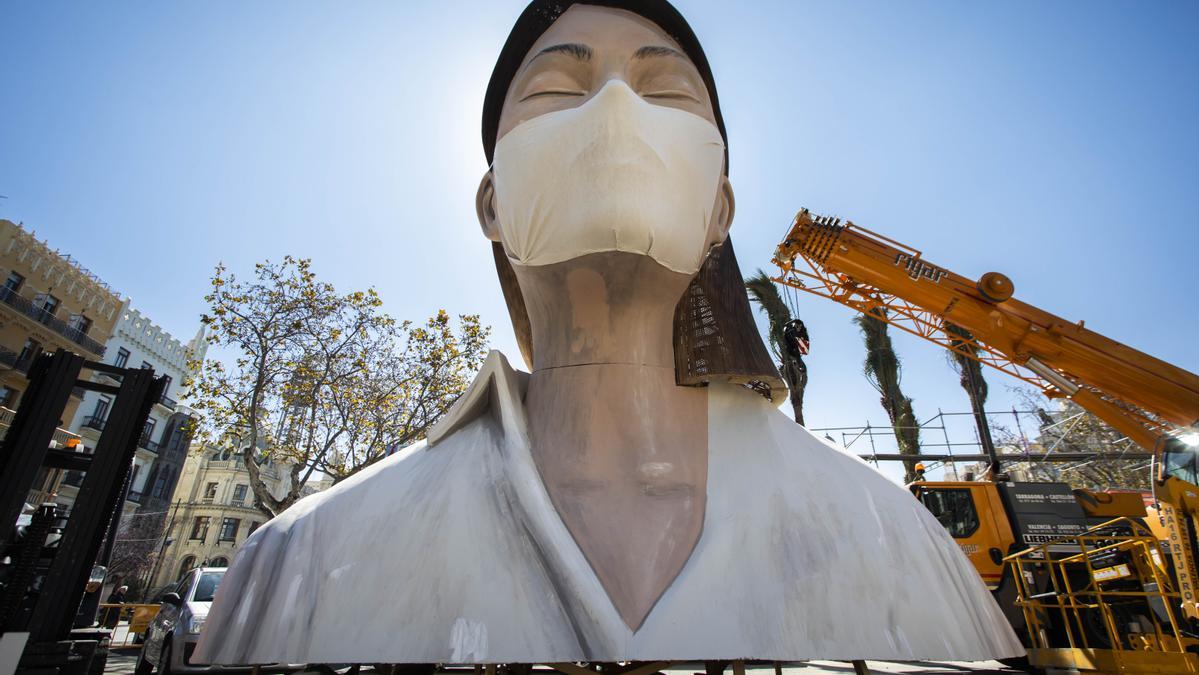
[643,89,701,102]
[520,89,587,101]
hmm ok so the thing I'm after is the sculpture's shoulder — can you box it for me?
[702,381,957,548]
[658,382,1023,661]
[195,351,584,665]
[245,349,529,545]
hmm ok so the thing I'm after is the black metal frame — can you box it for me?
[0,349,165,674]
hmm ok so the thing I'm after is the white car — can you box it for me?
[136,567,245,675]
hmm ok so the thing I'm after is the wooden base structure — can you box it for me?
[269,660,882,675]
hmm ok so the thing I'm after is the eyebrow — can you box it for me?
[633,45,685,60]
[527,43,592,67]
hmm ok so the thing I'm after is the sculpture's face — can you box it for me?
[479,5,734,276]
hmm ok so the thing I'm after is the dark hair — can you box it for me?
[484,0,782,397]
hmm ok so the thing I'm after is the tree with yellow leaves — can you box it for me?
[188,257,489,517]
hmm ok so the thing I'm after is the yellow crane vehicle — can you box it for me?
[908,479,1150,591]
[772,209,1199,674]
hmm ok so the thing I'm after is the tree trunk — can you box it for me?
[855,309,921,482]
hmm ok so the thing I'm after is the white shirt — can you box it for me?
[195,351,1022,665]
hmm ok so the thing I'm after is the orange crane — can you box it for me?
[771,209,1199,620]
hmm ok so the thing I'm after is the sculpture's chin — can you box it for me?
[505,245,706,277]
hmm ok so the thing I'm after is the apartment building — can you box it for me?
[149,443,333,591]
[0,219,123,503]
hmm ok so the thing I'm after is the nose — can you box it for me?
[589,78,642,107]
[585,79,649,132]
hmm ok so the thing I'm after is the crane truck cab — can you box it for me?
[910,480,1149,589]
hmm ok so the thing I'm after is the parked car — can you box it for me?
[135,567,243,675]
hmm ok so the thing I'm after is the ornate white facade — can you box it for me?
[61,307,209,511]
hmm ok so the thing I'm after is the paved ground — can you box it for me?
[105,651,1020,675]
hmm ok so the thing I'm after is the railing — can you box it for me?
[127,490,144,504]
[138,434,160,453]
[83,416,106,432]
[0,286,106,356]
[1006,517,1199,671]
[158,394,177,410]
[0,349,38,374]
[0,346,31,372]
[0,406,82,447]
[54,428,82,447]
[812,406,1150,476]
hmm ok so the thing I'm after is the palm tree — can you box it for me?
[945,322,997,475]
[744,271,808,425]
[945,322,988,408]
[853,307,922,481]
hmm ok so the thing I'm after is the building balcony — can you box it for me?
[0,286,106,356]
[157,394,178,411]
[0,346,32,373]
[84,416,106,432]
[138,434,160,454]
[128,490,145,505]
[0,406,83,447]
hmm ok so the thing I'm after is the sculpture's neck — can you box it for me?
[512,251,688,372]
[512,251,708,631]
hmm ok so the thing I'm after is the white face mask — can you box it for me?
[492,80,726,275]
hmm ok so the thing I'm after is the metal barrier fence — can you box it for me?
[97,603,161,647]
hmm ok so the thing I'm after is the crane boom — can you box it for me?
[771,209,1199,453]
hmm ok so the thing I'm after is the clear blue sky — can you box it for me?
[3,1,1196,482]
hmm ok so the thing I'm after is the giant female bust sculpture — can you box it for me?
[196,0,1022,665]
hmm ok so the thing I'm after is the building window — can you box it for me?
[168,424,186,452]
[231,484,247,506]
[161,374,172,395]
[189,516,210,542]
[177,555,196,580]
[209,556,229,567]
[218,518,240,542]
[38,294,60,316]
[92,397,110,421]
[143,465,159,494]
[142,418,157,443]
[151,466,172,498]
[68,314,92,336]
[203,482,218,502]
[0,386,16,409]
[17,338,42,370]
[248,521,260,536]
[141,361,153,372]
[114,348,130,369]
[4,271,24,293]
